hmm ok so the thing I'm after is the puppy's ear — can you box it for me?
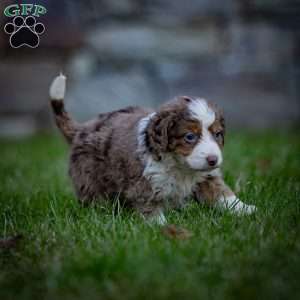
[221,113,225,143]
[209,102,226,147]
[145,111,176,160]
[215,107,226,146]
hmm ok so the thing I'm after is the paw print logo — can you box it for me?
[4,16,45,48]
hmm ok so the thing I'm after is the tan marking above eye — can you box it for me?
[184,122,202,134]
[190,126,201,134]
[172,121,201,137]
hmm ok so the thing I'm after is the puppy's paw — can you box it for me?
[144,210,167,225]
[217,195,257,215]
[234,203,257,215]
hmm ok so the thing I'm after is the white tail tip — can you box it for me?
[49,74,66,100]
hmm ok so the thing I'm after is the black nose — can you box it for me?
[206,155,218,167]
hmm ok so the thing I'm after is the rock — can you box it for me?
[166,72,300,129]
[0,59,62,114]
[66,67,167,121]
[67,49,98,80]
[86,23,219,61]
[144,0,238,25]
[103,0,137,16]
[0,116,37,138]
[222,22,294,74]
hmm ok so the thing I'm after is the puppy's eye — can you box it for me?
[184,132,198,143]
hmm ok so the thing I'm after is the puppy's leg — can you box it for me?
[194,176,256,215]
[146,209,167,225]
[134,199,167,225]
[127,185,167,225]
[136,204,167,225]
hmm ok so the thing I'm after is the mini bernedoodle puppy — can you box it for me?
[49,74,256,224]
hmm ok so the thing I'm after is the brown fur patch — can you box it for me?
[193,176,233,206]
[145,96,204,159]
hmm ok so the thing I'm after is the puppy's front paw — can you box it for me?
[217,195,257,215]
[144,210,167,225]
[235,203,257,215]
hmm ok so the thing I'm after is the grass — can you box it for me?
[0,131,300,300]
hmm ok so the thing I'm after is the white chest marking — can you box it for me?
[137,111,221,208]
[143,155,220,208]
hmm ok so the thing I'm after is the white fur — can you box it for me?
[136,103,255,218]
[148,210,167,225]
[188,98,215,127]
[49,74,66,100]
[137,112,156,154]
[186,127,222,170]
[186,98,222,170]
[216,194,256,215]
[142,154,221,209]
[137,111,222,209]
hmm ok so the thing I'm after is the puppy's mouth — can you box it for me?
[174,155,221,173]
[186,164,220,173]
[198,165,220,172]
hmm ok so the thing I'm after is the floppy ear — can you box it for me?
[218,108,225,146]
[145,111,176,160]
[215,107,226,146]
[208,102,226,147]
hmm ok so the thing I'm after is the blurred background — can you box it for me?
[0,0,299,137]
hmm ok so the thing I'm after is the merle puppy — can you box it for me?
[49,74,256,224]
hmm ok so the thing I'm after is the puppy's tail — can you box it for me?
[49,74,79,143]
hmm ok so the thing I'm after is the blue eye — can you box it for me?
[184,132,197,143]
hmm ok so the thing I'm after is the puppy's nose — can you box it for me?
[206,155,218,167]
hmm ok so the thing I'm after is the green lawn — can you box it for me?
[0,131,300,300]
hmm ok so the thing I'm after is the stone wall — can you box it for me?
[0,0,299,137]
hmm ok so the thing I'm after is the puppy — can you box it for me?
[49,74,256,224]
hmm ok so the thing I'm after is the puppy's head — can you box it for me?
[143,96,225,171]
